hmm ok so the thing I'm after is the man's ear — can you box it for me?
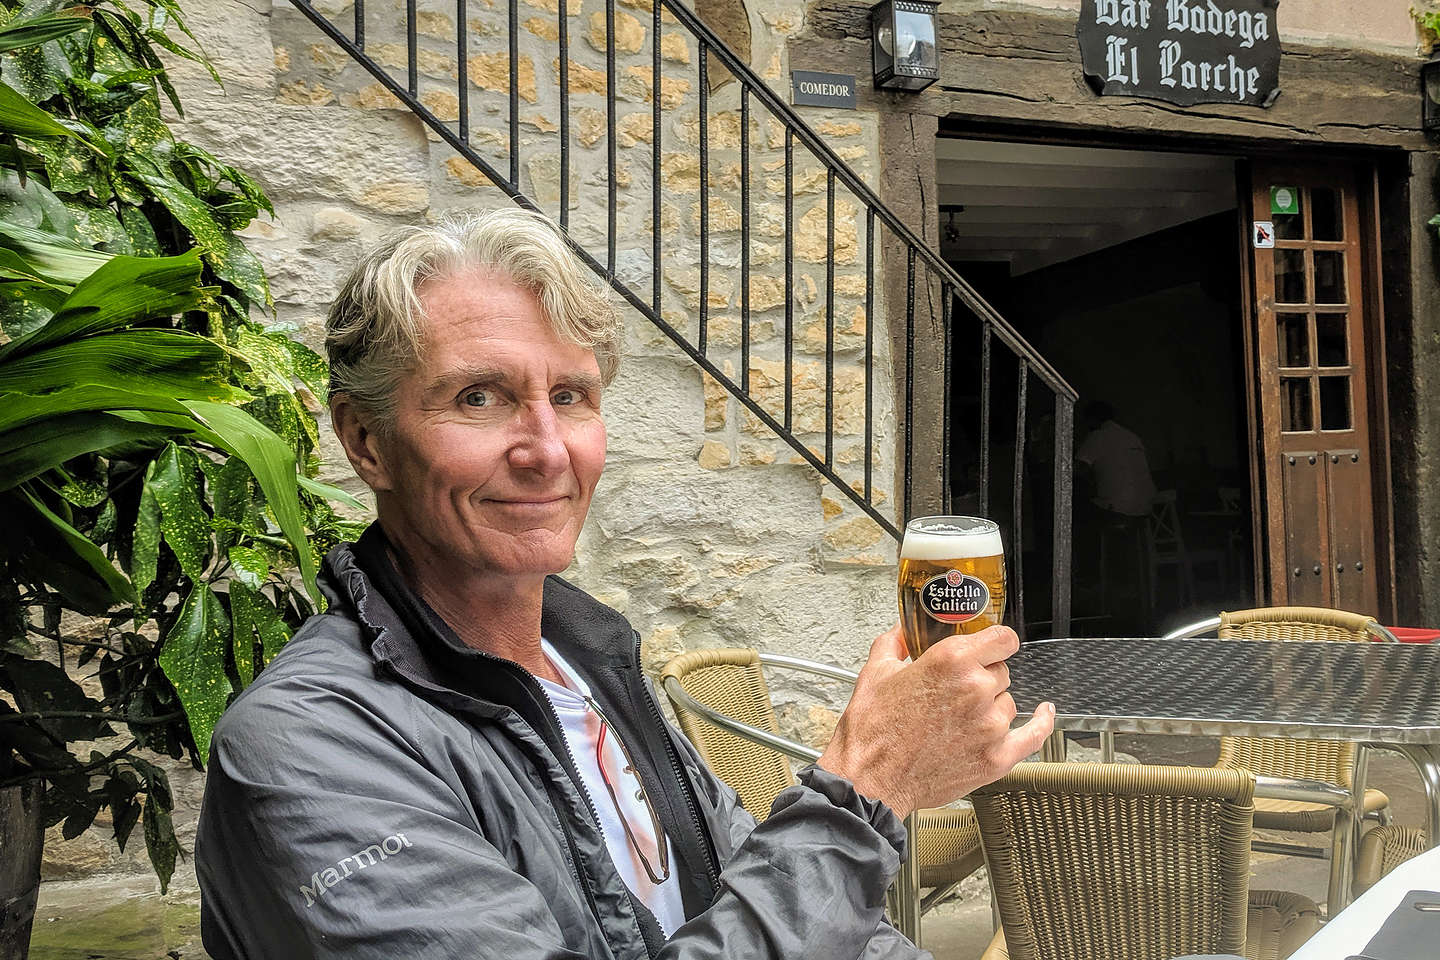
[331,394,396,492]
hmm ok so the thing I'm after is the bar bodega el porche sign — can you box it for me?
[1077,0,1281,108]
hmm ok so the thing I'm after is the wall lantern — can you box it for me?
[870,0,940,93]
[1424,53,1440,137]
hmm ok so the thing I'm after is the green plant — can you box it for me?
[0,0,364,890]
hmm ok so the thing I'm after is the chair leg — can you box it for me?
[893,811,923,946]
[1326,801,1356,916]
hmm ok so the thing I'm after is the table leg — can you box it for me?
[1041,729,1067,763]
[1384,743,1440,845]
[1326,799,1355,915]
[895,810,923,947]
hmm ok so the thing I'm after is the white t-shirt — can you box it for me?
[1077,420,1157,517]
[535,639,686,938]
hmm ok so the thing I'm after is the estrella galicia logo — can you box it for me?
[920,570,990,624]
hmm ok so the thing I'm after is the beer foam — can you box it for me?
[901,521,1003,561]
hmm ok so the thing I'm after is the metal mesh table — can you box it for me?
[1007,637,1440,906]
[1008,637,1440,744]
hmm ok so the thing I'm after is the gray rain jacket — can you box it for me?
[196,526,927,960]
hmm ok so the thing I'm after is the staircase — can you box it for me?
[286,0,1077,636]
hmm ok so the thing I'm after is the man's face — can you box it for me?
[370,268,607,579]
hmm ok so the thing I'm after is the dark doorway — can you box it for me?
[938,138,1256,637]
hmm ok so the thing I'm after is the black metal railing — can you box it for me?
[285,0,1078,636]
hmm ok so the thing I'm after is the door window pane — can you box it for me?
[1319,376,1352,430]
[1277,313,1309,366]
[1273,186,1304,240]
[1282,377,1313,432]
[1311,187,1343,241]
[1316,313,1348,367]
[1314,250,1347,304]
[1275,248,1306,304]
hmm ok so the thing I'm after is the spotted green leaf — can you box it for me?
[19,482,134,608]
[130,462,160,620]
[226,544,267,592]
[148,442,208,582]
[0,78,77,139]
[157,581,229,764]
[141,787,176,893]
[181,400,318,605]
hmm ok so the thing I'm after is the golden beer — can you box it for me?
[898,516,1006,659]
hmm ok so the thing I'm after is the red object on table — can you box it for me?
[1385,627,1440,644]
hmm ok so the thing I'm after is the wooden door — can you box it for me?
[1249,164,1378,615]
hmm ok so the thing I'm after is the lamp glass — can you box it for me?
[1425,57,1440,132]
[893,8,934,70]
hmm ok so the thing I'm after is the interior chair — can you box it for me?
[1353,825,1429,896]
[1146,490,1197,609]
[658,648,983,936]
[969,762,1321,960]
[1163,606,1397,911]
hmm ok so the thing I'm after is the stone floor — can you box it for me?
[25,736,1432,959]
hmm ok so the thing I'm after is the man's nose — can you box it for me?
[508,400,568,474]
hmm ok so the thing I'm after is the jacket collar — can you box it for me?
[322,524,637,702]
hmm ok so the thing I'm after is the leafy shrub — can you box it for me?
[0,0,363,888]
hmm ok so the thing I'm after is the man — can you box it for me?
[195,208,1054,959]
[1076,400,1156,521]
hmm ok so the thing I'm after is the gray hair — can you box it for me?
[325,207,620,430]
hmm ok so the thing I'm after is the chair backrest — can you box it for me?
[658,648,797,821]
[1147,489,1185,556]
[1214,606,1385,785]
[970,762,1256,960]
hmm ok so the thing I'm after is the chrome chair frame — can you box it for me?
[1151,613,1399,911]
[660,653,938,944]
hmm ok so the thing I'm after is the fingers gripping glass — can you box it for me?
[584,696,671,884]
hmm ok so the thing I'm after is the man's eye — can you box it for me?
[462,390,493,407]
[553,389,578,406]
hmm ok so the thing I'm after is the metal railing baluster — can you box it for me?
[605,0,616,276]
[1012,357,1028,639]
[650,0,660,314]
[558,0,569,227]
[1052,396,1074,638]
[456,0,468,142]
[941,282,952,514]
[864,210,874,504]
[697,41,709,355]
[405,0,417,95]
[824,170,835,468]
[783,128,793,432]
[740,89,750,394]
[904,246,915,524]
[980,321,992,517]
[354,0,364,49]
[507,0,518,187]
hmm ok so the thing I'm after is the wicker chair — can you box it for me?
[658,648,983,933]
[1353,825,1429,896]
[1164,606,1396,910]
[970,762,1322,960]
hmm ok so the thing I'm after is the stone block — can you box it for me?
[794,198,858,264]
[341,83,404,111]
[309,42,352,77]
[661,32,690,63]
[702,371,728,430]
[310,207,371,242]
[524,16,559,40]
[586,9,647,55]
[277,80,335,106]
[697,440,731,469]
[615,112,654,146]
[603,356,709,463]
[575,107,607,147]
[420,88,461,121]
[416,10,456,38]
[370,42,458,80]
[469,52,539,102]
[621,66,689,109]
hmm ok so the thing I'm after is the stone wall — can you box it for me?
[43,0,912,887]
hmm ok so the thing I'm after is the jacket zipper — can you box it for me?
[633,630,721,893]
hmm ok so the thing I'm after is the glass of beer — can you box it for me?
[898,516,1006,660]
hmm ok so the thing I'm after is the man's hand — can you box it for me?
[816,623,1055,818]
